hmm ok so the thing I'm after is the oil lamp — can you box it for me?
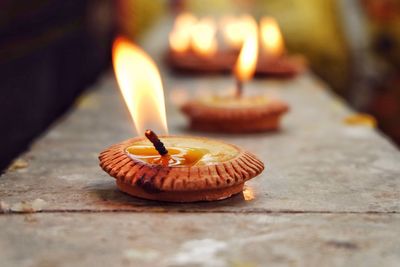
[167,13,235,73]
[99,37,264,202]
[182,19,289,133]
[257,16,306,77]
[167,14,305,76]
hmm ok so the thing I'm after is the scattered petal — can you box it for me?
[7,159,28,171]
[344,113,377,128]
[243,186,255,201]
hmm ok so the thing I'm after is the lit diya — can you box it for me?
[182,21,289,133]
[256,17,306,77]
[166,13,236,74]
[99,37,264,202]
[167,14,305,77]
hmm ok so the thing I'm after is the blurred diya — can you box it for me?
[99,36,264,202]
[167,14,235,74]
[182,95,288,133]
[256,54,306,77]
[166,50,236,74]
[256,17,306,77]
[182,21,289,133]
[167,13,305,77]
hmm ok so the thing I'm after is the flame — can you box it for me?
[221,15,255,49]
[169,31,191,53]
[233,18,258,82]
[260,17,285,57]
[175,12,197,28]
[169,12,197,53]
[112,37,168,135]
[191,17,217,57]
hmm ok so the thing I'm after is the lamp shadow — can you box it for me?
[90,181,253,212]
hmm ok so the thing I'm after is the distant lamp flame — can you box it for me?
[175,12,197,28]
[221,14,255,49]
[191,17,218,57]
[169,31,191,53]
[112,37,168,135]
[260,17,285,57]
[169,12,197,53]
[233,18,258,82]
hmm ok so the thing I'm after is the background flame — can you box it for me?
[112,37,168,136]
[260,17,285,57]
[221,15,254,49]
[169,30,192,53]
[233,18,258,82]
[169,12,197,53]
[191,17,217,57]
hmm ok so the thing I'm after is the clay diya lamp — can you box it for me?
[255,17,306,77]
[167,14,306,76]
[182,25,289,133]
[100,130,263,202]
[166,50,235,74]
[181,95,288,133]
[166,13,235,74]
[99,37,264,202]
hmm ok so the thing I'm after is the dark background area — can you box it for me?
[0,1,114,171]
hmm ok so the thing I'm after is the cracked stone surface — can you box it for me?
[0,17,399,266]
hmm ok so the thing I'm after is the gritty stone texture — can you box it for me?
[0,213,399,267]
[0,17,399,266]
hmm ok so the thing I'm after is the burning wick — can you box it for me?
[236,79,243,98]
[233,18,258,98]
[145,129,169,156]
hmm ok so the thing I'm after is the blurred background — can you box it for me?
[0,0,399,171]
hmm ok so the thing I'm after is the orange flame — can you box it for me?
[221,15,254,49]
[191,17,217,57]
[175,12,197,28]
[169,12,197,53]
[260,17,285,57]
[233,18,258,82]
[112,37,168,135]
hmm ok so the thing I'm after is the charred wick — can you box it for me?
[145,129,169,156]
[236,79,243,98]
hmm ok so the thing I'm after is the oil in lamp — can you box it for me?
[182,19,289,133]
[256,16,306,77]
[99,37,264,202]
